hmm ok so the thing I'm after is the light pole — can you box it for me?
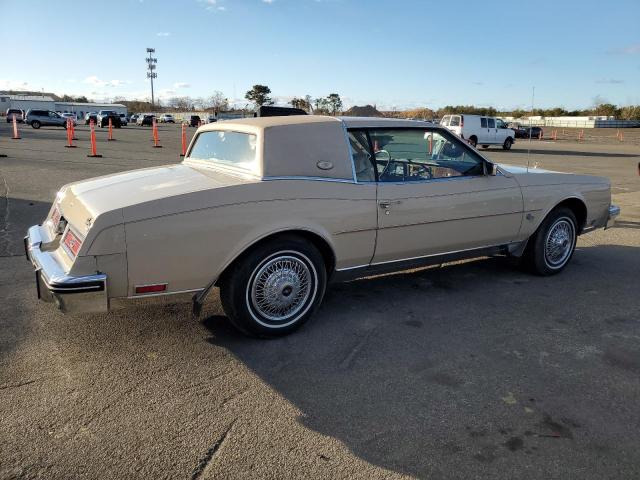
[146,48,158,107]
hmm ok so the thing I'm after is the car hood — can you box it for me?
[498,163,609,186]
[60,164,252,234]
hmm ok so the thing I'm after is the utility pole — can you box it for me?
[146,48,158,107]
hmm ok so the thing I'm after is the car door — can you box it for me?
[479,117,490,144]
[486,117,497,143]
[367,128,523,264]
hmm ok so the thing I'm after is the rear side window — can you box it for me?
[488,118,495,128]
[441,115,450,126]
[189,130,258,173]
[449,115,461,127]
[480,118,487,128]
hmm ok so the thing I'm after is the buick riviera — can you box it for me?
[25,116,620,336]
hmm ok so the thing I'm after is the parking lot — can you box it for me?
[1,122,639,479]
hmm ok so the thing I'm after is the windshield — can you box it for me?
[188,130,258,172]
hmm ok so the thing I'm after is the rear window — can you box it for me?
[189,130,258,172]
[449,115,461,127]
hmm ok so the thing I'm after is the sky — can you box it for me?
[1,0,639,110]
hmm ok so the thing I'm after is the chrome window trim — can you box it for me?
[262,176,356,184]
[339,119,359,184]
[335,242,511,272]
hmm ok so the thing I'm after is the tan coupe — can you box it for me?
[25,116,619,336]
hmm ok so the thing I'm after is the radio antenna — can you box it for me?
[527,86,535,173]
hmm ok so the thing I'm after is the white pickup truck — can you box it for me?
[441,114,516,150]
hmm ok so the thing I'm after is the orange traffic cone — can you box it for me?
[64,119,76,148]
[87,120,102,158]
[180,123,187,157]
[152,119,162,148]
[11,115,21,140]
[107,117,115,141]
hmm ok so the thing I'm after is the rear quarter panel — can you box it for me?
[122,180,377,296]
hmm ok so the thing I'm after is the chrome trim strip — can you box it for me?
[262,176,356,184]
[335,242,509,272]
[339,118,358,184]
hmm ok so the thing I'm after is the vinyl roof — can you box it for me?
[210,114,433,130]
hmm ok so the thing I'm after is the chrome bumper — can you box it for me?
[605,204,620,229]
[24,225,108,314]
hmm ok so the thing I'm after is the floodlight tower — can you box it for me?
[146,48,158,107]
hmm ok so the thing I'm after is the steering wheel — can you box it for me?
[375,150,392,179]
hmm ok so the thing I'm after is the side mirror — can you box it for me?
[487,162,498,176]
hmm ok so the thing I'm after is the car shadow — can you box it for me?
[202,244,640,477]
[614,220,640,230]
[0,198,51,257]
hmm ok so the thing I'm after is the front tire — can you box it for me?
[220,236,327,337]
[31,120,41,129]
[503,137,513,150]
[522,207,577,275]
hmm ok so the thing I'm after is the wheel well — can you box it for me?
[217,230,336,285]
[555,198,587,233]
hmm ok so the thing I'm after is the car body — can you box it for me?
[85,112,98,125]
[96,110,122,128]
[119,113,128,126]
[129,114,139,123]
[522,126,544,139]
[25,116,619,337]
[137,114,154,126]
[25,109,68,129]
[441,114,516,149]
[6,108,25,123]
[60,113,78,125]
[159,114,175,123]
[206,114,216,124]
[187,115,201,127]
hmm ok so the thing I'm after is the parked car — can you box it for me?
[25,109,68,129]
[523,126,544,139]
[137,114,155,126]
[96,110,122,128]
[85,112,98,125]
[129,114,139,124]
[24,116,619,337]
[507,123,528,139]
[6,108,25,123]
[159,114,175,123]
[119,113,128,126]
[441,114,516,149]
[206,114,217,124]
[60,113,78,125]
[187,115,201,127]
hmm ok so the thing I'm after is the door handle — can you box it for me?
[379,200,402,209]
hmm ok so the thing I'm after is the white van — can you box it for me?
[440,114,515,150]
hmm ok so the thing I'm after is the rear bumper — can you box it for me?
[605,204,620,229]
[24,225,108,314]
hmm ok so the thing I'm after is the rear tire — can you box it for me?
[468,136,478,148]
[219,235,327,337]
[481,145,489,149]
[522,207,577,276]
[503,137,513,150]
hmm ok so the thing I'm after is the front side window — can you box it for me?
[189,130,258,172]
[368,129,484,182]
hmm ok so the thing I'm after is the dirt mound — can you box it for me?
[342,105,385,117]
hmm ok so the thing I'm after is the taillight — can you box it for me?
[460,115,464,127]
[62,229,82,257]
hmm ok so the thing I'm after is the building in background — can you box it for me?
[0,95,127,118]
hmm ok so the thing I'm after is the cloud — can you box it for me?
[198,0,227,11]
[84,76,127,87]
[608,44,640,55]
[156,32,170,37]
[173,82,191,89]
[595,79,624,84]
[0,79,31,90]
[263,0,274,3]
